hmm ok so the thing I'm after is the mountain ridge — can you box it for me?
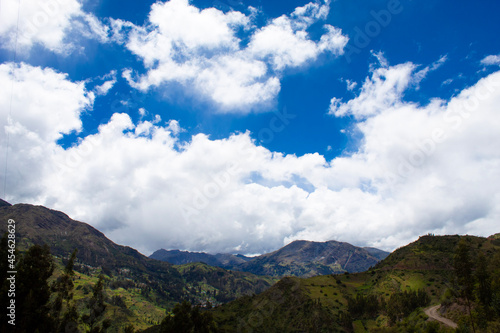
[0,202,275,307]
[151,239,389,278]
[212,233,500,332]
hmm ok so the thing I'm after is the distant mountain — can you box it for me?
[239,240,387,277]
[151,240,389,278]
[150,249,251,269]
[0,201,278,331]
[213,234,500,332]
[0,202,274,305]
[363,246,390,261]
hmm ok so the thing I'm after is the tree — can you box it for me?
[160,301,216,333]
[491,252,500,319]
[83,274,110,333]
[453,238,475,332]
[52,248,80,332]
[475,253,491,306]
[425,321,440,333]
[386,290,429,323]
[16,244,55,332]
[124,324,135,333]
[161,301,193,333]
[347,294,380,319]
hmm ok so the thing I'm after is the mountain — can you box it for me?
[150,249,251,269]
[363,246,390,261]
[0,201,275,330]
[0,198,11,207]
[238,240,387,277]
[0,202,166,272]
[213,234,500,332]
[151,240,389,278]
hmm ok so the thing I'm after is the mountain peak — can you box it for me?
[151,239,389,278]
[0,198,11,207]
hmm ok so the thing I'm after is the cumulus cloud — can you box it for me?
[248,1,346,71]
[2,58,500,256]
[0,62,93,198]
[0,62,92,141]
[0,0,109,53]
[329,61,416,119]
[118,0,347,112]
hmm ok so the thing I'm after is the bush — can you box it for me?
[386,290,430,323]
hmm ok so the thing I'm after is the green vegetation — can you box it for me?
[159,300,217,333]
[2,203,500,332]
[0,203,277,331]
[212,234,500,332]
[13,243,55,332]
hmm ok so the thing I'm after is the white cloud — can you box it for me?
[0,62,93,199]
[94,71,117,96]
[95,79,116,96]
[481,54,500,66]
[119,0,347,112]
[329,62,416,119]
[413,55,448,88]
[0,62,92,141]
[80,13,111,43]
[0,0,109,53]
[291,0,330,28]
[344,79,357,91]
[194,55,281,110]
[3,60,500,256]
[149,0,248,50]
[248,16,319,71]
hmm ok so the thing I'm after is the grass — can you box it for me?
[352,320,367,332]
[51,257,167,332]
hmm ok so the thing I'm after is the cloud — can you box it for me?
[0,0,109,53]
[3,58,500,256]
[481,54,500,66]
[118,0,347,112]
[248,1,346,71]
[94,70,117,96]
[329,61,416,119]
[0,62,93,141]
[413,54,448,88]
[0,62,93,199]
[344,79,357,91]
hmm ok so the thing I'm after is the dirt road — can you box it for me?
[424,304,458,329]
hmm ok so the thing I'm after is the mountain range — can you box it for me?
[213,233,500,332]
[151,240,389,278]
[0,201,275,329]
[2,199,498,332]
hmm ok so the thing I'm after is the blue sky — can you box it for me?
[1,0,500,255]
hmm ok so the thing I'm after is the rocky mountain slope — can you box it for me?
[151,239,389,278]
[0,201,275,308]
[212,234,500,332]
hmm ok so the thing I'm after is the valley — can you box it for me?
[1,200,499,332]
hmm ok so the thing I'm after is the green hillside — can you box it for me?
[0,202,275,332]
[212,234,500,332]
[3,200,499,332]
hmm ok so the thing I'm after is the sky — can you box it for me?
[1,0,500,256]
